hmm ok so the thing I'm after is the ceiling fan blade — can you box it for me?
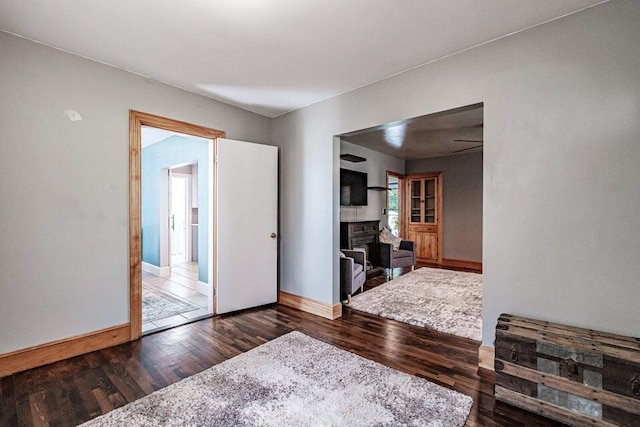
[452,144,483,153]
[454,139,483,143]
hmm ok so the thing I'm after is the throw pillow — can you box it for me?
[379,227,402,251]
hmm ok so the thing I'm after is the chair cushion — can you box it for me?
[392,249,414,259]
[353,263,364,275]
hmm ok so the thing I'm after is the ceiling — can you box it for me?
[0,0,606,117]
[341,104,483,160]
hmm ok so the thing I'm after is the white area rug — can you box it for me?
[349,267,482,341]
[81,332,472,426]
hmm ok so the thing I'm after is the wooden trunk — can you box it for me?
[494,314,640,427]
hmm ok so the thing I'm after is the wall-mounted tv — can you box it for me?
[340,168,368,206]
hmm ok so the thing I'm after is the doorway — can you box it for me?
[170,172,191,265]
[386,171,404,237]
[334,103,484,343]
[140,129,213,335]
[130,111,279,340]
[130,111,225,339]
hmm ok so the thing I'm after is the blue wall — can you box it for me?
[142,135,209,283]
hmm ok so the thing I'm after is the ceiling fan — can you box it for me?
[452,139,483,153]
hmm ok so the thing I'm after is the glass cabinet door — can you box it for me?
[410,180,422,223]
[408,177,438,224]
[424,178,436,224]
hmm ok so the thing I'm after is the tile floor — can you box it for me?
[142,261,212,335]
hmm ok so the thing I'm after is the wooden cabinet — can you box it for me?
[407,230,438,260]
[405,173,442,263]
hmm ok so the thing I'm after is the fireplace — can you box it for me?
[340,220,381,276]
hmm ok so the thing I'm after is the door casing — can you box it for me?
[129,110,224,340]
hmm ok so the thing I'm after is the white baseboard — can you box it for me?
[142,261,170,278]
[197,280,209,295]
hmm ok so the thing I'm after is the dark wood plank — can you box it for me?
[603,355,640,400]
[0,304,566,426]
[495,334,538,370]
[495,386,618,427]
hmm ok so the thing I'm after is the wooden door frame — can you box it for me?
[129,110,224,339]
[385,171,405,238]
[404,172,443,264]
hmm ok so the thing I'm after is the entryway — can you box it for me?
[336,103,484,341]
[140,126,214,334]
[170,172,191,265]
[386,172,403,236]
[129,111,279,339]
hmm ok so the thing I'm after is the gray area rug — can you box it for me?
[81,331,473,426]
[349,267,482,341]
[142,284,199,323]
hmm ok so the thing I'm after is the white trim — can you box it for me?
[141,261,170,278]
[197,280,209,296]
[159,168,170,268]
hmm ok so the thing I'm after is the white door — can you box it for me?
[170,174,190,264]
[215,138,278,314]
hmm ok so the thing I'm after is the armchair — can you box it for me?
[340,249,366,304]
[379,240,416,280]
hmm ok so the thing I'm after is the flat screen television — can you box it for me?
[340,168,368,206]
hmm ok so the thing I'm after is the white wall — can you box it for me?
[0,32,271,354]
[406,152,483,262]
[272,1,640,346]
[339,140,405,226]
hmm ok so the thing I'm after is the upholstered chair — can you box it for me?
[340,249,366,304]
[379,240,416,280]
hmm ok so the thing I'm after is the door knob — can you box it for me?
[270,232,277,239]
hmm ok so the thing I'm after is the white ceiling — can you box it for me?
[341,104,483,160]
[0,0,606,117]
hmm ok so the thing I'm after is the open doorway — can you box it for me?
[337,103,484,342]
[386,171,404,237]
[130,111,279,340]
[140,126,214,335]
[170,171,191,266]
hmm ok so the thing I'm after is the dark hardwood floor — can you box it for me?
[1,302,564,426]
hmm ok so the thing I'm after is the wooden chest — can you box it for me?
[494,314,640,427]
